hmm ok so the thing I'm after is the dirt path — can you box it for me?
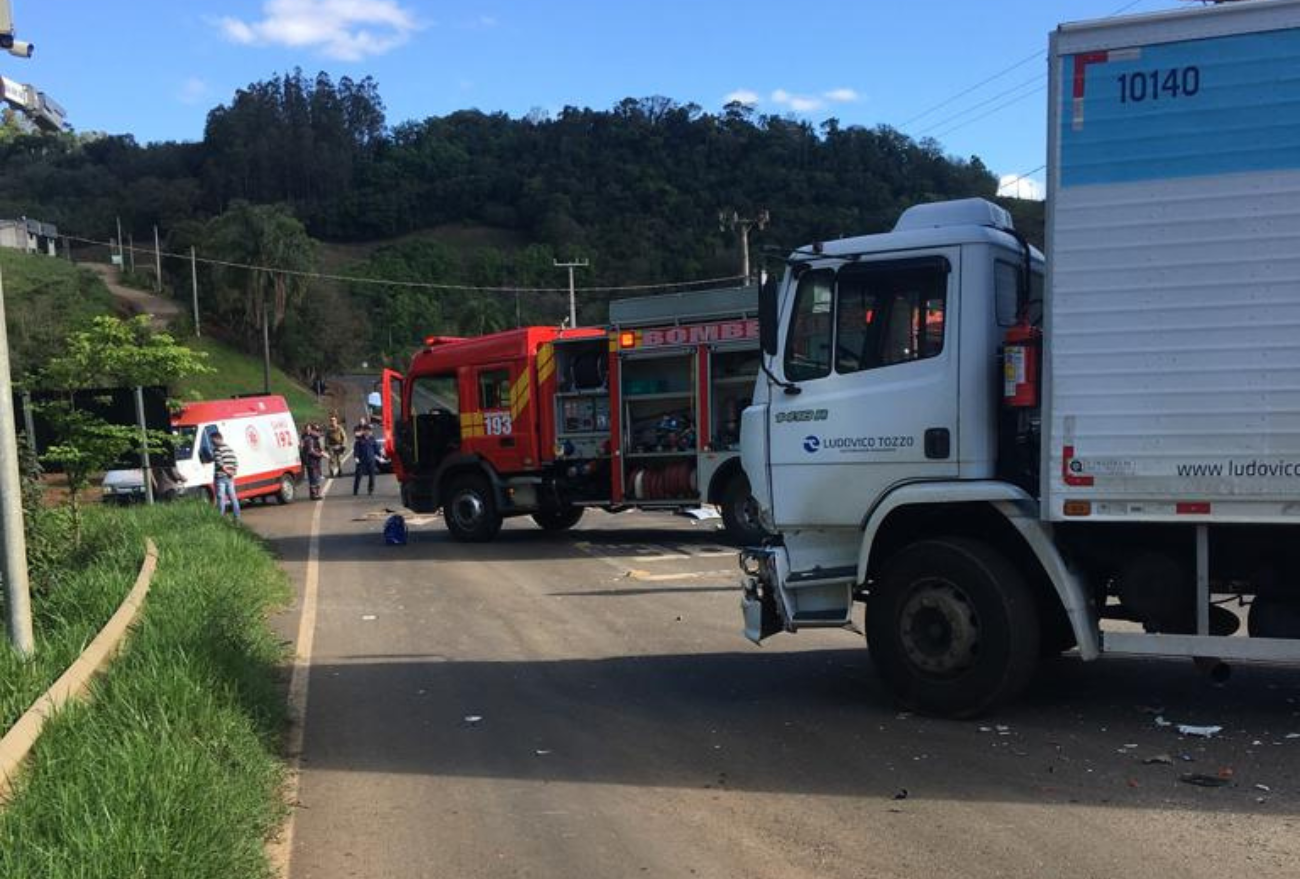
[84,263,182,330]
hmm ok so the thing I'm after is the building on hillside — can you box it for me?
[0,217,58,256]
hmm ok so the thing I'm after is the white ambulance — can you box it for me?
[103,395,304,505]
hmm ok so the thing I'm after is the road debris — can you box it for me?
[463,715,483,725]
[892,788,909,800]
[1255,783,1272,793]
[361,614,377,621]
[535,749,552,756]
[1177,724,1223,738]
[1142,754,1174,765]
[1180,773,1230,788]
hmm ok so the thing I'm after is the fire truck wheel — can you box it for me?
[720,473,767,546]
[444,473,503,542]
[867,537,1039,719]
[275,474,296,505]
[532,505,585,531]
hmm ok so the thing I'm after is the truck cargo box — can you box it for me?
[1045,0,1300,522]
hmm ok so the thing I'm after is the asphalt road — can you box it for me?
[245,476,1300,879]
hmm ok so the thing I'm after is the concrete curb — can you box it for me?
[0,538,159,803]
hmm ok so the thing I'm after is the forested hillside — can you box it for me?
[0,70,1037,373]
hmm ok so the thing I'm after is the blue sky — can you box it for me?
[7,0,1186,196]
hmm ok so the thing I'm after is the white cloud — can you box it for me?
[771,89,825,113]
[823,87,859,103]
[217,0,421,61]
[997,173,1045,201]
[724,89,759,105]
[178,77,211,105]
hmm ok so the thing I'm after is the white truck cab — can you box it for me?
[740,0,1300,718]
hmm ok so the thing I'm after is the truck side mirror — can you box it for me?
[759,276,779,356]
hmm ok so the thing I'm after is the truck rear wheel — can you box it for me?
[867,537,1039,718]
[532,506,584,531]
[720,472,768,546]
[444,473,503,542]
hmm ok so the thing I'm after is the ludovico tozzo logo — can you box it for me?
[803,436,821,453]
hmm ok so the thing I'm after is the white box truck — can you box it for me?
[740,0,1300,717]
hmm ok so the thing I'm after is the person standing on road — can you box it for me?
[353,421,380,496]
[325,414,347,478]
[211,431,240,520]
[302,423,326,500]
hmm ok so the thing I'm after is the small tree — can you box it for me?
[40,406,140,543]
[37,315,212,541]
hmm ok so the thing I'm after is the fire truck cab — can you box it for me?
[381,286,766,542]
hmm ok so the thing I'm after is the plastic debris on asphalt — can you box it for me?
[1177,724,1223,738]
[1180,773,1230,787]
[463,715,483,725]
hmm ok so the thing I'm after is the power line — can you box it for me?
[901,50,1045,128]
[930,84,1047,140]
[65,234,745,296]
[996,163,1048,197]
[916,73,1045,137]
[901,0,1152,134]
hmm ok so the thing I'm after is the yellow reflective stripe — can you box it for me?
[510,372,531,420]
[459,411,485,438]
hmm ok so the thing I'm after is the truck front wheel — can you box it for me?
[867,537,1039,718]
[533,505,584,531]
[443,474,503,542]
[720,472,768,546]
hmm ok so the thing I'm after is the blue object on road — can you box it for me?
[383,514,408,546]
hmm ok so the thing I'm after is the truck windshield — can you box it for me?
[411,375,458,415]
[173,426,198,460]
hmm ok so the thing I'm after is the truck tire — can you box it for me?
[720,472,768,546]
[444,473,503,542]
[867,537,1039,718]
[275,474,296,505]
[532,506,584,531]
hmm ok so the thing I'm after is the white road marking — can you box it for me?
[271,469,337,876]
[625,569,735,582]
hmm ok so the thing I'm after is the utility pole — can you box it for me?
[553,258,588,328]
[0,266,34,657]
[115,215,124,268]
[1,0,35,657]
[127,233,135,274]
[133,386,154,506]
[719,209,770,284]
[261,284,272,395]
[190,246,200,336]
[153,225,162,293]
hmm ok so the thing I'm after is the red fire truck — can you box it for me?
[380,286,765,542]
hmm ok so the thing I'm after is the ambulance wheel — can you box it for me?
[275,474,296,505]
[444,474,502,542]
[532,505,584,531]
[720,472,767,546]
[867,538,1039,719]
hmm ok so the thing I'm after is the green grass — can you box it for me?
[0,512,145,731]
[0,250,115,380]
[0,502,292,879]
[176,335,326,423]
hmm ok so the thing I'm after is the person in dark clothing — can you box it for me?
[302,423,325,500]
[353,422,380,496]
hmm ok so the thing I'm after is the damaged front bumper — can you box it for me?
[740,546,786,644]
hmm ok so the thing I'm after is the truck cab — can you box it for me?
[744,198,1040,533]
